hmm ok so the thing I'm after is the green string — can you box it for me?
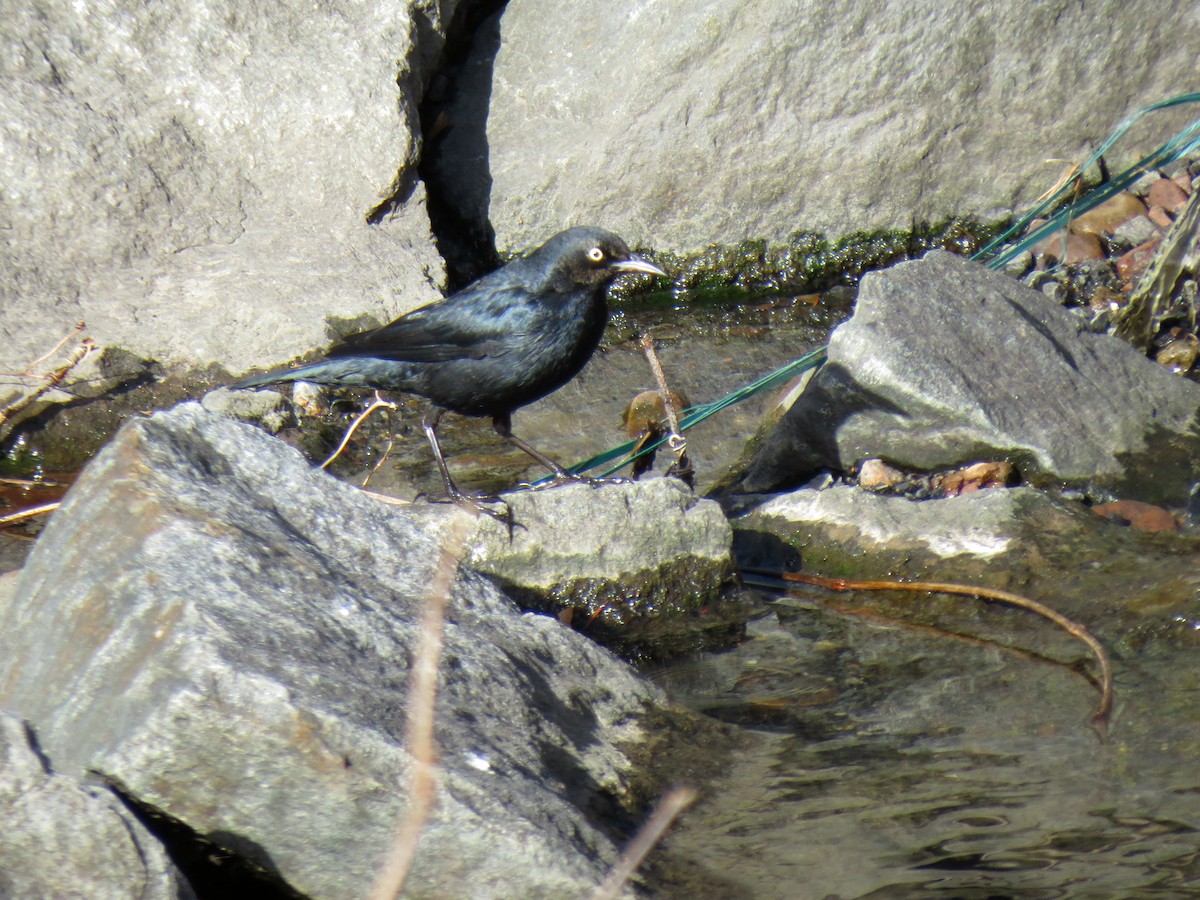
[547,346,827,481]
[974,93,1200,269]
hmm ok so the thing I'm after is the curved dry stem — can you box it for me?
[369,509,475,899]
[746,567,1113,727]
[0,326,94,436]
[319,391,398,471]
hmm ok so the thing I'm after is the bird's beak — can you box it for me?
[611,256,668,279]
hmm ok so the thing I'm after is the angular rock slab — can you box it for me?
[737,251,1200,501]
[0,714,191,899]
[732,484,1097,586]
[0,403,663,899]
[463,477,733,621]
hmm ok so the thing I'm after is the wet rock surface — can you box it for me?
[461,477,734,630]
[734,484,1064,574]
[736,250,1200,501]
[0,403,699,898]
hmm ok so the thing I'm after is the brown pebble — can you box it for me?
[937,461,1015,497]
[858,458,905,491]
[1093,500,1178,533]
[1033,230,1104,265]
[1147,177,1189,214]
[1172,170,1192,195]
[1069,192,1146,236]
[1115,236,1161,282]
[1147,205,1175,229]
[1156,333,1200,374]
[1087,285,1127,312]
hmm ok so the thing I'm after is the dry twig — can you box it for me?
[639,334,693,485]
[744,567,1113,727]
[0,322,95,435]
[591,786,698,900]
[318,391,399,487]
[369,509,475,899]
[0,501,61,528]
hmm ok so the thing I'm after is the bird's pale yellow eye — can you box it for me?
[587,246,605,263]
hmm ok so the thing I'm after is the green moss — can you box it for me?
[484,554,757,661]
[609,219,1007,301]
[517,554,732,622]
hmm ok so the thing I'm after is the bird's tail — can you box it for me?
[229,358,385,391]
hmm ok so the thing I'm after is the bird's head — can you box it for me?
[534,226,668,290]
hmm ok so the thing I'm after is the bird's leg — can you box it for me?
[493,414,625,490]
[421,410,512,524]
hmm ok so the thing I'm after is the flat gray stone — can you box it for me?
[742,484,1058,561]
[462,477,732,621]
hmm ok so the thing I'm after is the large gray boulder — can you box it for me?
[0,0,446,408]
[735,250,1200,501]
[484,0,1200,252]
[0,403,673,898]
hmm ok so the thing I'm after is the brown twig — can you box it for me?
[0,329,95,433]
[591,786,698,900]
[639,334,693,485]
[1034,162,1082,205]
[319,391,398,482]
[20,320,87,374]
[744,567,1113,727]
[0,476,70,488]
[369,509,475,899]
[776,592,1102,690]
[0,501,61,528]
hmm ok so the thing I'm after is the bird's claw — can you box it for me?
[419,489,513,526]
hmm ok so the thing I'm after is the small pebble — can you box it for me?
[1147,205,1174,229]
[1147,177,1189,214]
[292,381,330,417]
[1069,192,1146,236]
[1093,500,1178,533]
[1034,230,1103,265]
[1115,237,1162,282]
[935,461,1015,497]
[1156,334,1200,374]
[1110,214,1161,249]
[858,458,905,491]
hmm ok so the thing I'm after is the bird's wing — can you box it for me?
[327,279,539,363]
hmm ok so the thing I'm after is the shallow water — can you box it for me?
[652,549,1200,899]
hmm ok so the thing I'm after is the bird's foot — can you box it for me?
[420,489,514,526]
[520,472,629,492]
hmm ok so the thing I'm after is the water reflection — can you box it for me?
[654,606,1200,898]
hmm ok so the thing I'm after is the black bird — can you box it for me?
[233,226,667,513]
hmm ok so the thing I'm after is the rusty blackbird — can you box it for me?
[233,226,666,514]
